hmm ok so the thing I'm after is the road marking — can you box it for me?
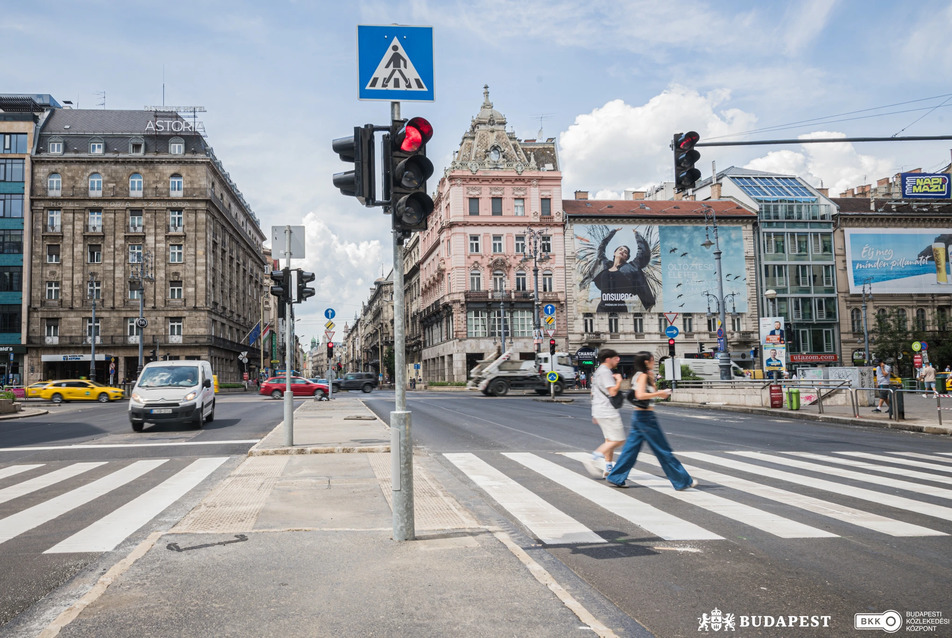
[642,456,944,537]
[0,464,44,481]
[445,453,604,545]
[0,460,166,545]
[0,439,259,452]
[682,452,952,523]
[46,457,228,553]
[0,462,106,505]
[789,451,952,485]
[851,451,952,473]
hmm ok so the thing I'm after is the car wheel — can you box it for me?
[489,380,509,396]
[552,381,565,395]
[361,383,373,393]
[270,389,283,399]
[51,393,64,404]
[194,408,204,429]
[131,420,144,432]
[205,400,215,423]
[315,389,328,401]
[97,393,109,403]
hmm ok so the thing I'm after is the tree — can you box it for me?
[383,346,395,380]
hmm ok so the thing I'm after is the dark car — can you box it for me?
[311,377,342,393]
[339,372,378,393]
[260,376,328,400]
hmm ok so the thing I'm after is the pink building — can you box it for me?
[417,87,567,381]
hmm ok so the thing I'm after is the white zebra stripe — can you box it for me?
[0,464,44,481]
[790,452,952,484]
[0,462,106,506]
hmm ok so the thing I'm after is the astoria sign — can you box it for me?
[144,119,201,133]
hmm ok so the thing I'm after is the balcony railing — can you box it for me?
[128,223,144,233]
[87,224,103,233]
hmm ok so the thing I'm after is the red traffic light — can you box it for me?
[398,117,433,152]
[676,131,699,151]
[668,338,676,346]
[327,342,334,349]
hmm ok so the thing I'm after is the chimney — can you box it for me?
[816,188,829,197]
[574,190,589,200]
[630,190,645,200]
[711,183,722,199]
[877,177,889,187]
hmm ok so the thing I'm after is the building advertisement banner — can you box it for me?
[573,223,748,314]
[760,316,786,378]
[900,172,951,199]
[844,228,952,294]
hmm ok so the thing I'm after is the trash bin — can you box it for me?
[788,387,800,410]
[938,373,949,394]
[890,383,904,419]
[769,384,783,408]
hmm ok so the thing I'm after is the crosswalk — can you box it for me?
[445,450,952,545]
[0,457,227,554]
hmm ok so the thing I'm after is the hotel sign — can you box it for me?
[144,119,201,133]
[900,172,950,199]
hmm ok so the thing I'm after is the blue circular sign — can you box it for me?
[324,309,336,320]
[546,371,559,383]
[665,325,680,338]
[543,304,556,316]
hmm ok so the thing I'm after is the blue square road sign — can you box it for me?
[358,25,434,101]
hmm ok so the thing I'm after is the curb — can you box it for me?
[248,444,391,456]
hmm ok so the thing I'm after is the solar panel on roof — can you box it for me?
[734,176,816,202]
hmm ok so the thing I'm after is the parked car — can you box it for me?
[25,381,53,398]
[128,360,216,432]
[260,376,328,400]
[311,377,342,393]
[339,372,378,393]
[39,379,125,404]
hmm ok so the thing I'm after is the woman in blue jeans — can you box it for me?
[606,351,698,490]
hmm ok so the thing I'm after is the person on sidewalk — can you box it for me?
[919,362,938,397]
[583,349,626,478]
[873,360,891,413]
[606,351,697,491]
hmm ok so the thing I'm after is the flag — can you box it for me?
[246,321,261,345]
[261,322,273,341]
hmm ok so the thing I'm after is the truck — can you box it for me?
[680,358,746,380]
[467,348,575,397]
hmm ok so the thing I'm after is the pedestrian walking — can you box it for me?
[919,362,937,397]
[582,349,626,479]
[606,351,697,491]
[873,359,891,413]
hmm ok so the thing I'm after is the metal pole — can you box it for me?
[862,280,872,364]
[89,274,96,382]
[705,209,731,381]
[283,226,293,447]
[390,100,414,541]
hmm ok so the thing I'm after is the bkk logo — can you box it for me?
[699,608,832,632]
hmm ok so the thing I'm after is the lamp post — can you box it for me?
[522,227,550,353]
[130,250,154,377]
[701,206,731,380]
[87,273,97,382]
[861,279,873,364]
[493,283,508,353]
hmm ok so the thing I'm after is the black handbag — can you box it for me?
[599,384,624,409]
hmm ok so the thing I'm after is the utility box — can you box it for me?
[769,384,783,408]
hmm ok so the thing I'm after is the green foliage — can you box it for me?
[656,362,702,388]
[873,309,951,376]
[383,347,395,379]
[0,391,14,401]
[428,381,466,387]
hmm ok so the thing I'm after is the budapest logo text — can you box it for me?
[699,608,831,632]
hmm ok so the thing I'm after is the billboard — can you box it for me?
[844,228,952,293]
[759,316,787,378]
[573,224,748,314]
[900,172,951,199]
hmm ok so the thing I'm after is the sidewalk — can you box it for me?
[33,396,641,638]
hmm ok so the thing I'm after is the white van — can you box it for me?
[129,360,215,432]
[683,359,745,380]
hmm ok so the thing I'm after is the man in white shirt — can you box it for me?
[873,360,891,413]
[584,349,626,478]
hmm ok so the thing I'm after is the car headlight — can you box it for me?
[184,391,198,402]
[131,392,143,403]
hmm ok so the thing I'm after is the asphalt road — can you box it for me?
[365,390,952,637]
[0,393,285,631]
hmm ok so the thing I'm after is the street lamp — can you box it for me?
[87,273,98,382]
[764,288,778,317]
[701,206,731,380]
[493,280,509,353]
[861,279,873,364]
[130,250,154,377]
[522,227,550,353]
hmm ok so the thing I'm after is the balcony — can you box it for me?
[128,223,144,233]
[44,336,59,345]
[86,224,103,233]
[168,223,184,233]
[45,224,62,233]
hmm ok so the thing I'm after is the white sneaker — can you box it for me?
[582,453,604,478]
[603,463,614,478]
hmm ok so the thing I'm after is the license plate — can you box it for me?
[151,408,173,414]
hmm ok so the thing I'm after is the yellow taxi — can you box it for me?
[39,379,125,404]
[25,381,54,398]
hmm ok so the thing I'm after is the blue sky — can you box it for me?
[3,0,952,347]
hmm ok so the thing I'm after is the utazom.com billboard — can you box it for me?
[845,228,952,294]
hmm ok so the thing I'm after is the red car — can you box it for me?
[260,376,328,400]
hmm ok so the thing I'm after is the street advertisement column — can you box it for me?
[760,317,786,379]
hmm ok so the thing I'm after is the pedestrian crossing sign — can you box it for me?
[357,25,434,101]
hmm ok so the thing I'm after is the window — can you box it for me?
[169,318,183,337]
[515,235,525,254]
[129,283,142,300]
[542,270,553,292]
[0,159,24,182]
[915,308,927,331]
[169,244,184,263]
[129,244,143,264]
[633,313,644,333]
[47,173,61,196]
[88,210,102,232]
[48,140,63,154]
[540,235,551,253]
[468,198,479,216]
[170,174,183,197]
[85,319,101,342]
[129,173,143,197]
[87,244,102,264]
[46,281,60,300]
[811,233,833,256]
[896,308,908,331]
[129,138,144,155]
[658,314,667,334]
[583,314,595,333]
[469,235,480,253]
[608,313,619,334]
[514,198,525,216]
[511,310,533,336]
[683,314,694,333]
[1,134,27,154]
[47,244,60,263]
[492,235,503,253]
[127,318,141,338]
[707,316,718,332]
[169,281,183,299]
[87,279,101,300]
[492,270,505,292]
[129,210,143,232]
[169,209,183,230]
[764,233,785,255]
[541,198,551,216]
[515,271,527,292]
[0,230,21,254]
[0,267,21,292]
[491,197,502,215]
[851,308,862,333]
[88,173,102,196]
[469,270,481,291]
[46,320,59,338]
[467,310,488,337]
[0,194,23,218]
[89,139,104,154]
[0,305,19,332]
[47,209,61,232]
[169,137,185,154]
[731,315,742,332]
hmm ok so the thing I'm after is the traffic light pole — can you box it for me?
[390,101,414,542]
[282,226,294,446]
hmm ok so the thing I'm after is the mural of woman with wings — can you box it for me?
[576,225,661,312]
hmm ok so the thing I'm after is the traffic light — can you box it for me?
[698,342,706,354]
[673,131,701,192]
[297,270,316,303]
[332,124,375,205]
[549,338,556,355]
[387,117,433,234]
[668,338,676,358]
[269,269,290,303]
[327,342,334,359]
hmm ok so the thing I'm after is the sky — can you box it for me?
[3,0,952,349]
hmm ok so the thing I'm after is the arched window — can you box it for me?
[542,270,553,293]
[47,173,61,196]
[129,173,143,197]
[88,173,102,197]
[515,270,527,292]
[850,308,862,333]
[170,174,183,197]
[608,313,619,334]
[492,270,506,292]
[915,308,927,331]
[896,308,907,331]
